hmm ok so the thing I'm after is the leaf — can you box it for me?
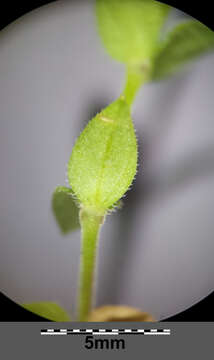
[52,186,80,234]
[22,302,71,321]
[108,199,123,212]
[152,20,214,80]
[96,0,170,66]
[67,97,137,212]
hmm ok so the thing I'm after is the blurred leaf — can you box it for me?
[52,186,80,235]
[22,302,71,321]
[96,0,170,66]
[87,305,155,321]
[152,20,214,80]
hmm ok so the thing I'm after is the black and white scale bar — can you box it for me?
[40,329,171,336]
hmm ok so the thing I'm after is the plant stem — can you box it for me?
[77,207,105,321]
[123,64,150,106]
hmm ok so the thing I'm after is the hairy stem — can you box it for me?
[77,207,105,321]
[123,64,150,106]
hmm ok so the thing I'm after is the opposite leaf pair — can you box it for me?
[52,97,136,235]
[96,0,214,82]
[53,0,214,237]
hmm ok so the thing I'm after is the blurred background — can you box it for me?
[0,0,214,321]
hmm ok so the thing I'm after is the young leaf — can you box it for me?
[152,20,214,80]
[67,97,137,213]
[52,186,80,234]
[96,0,170,66]
[22,302,71,321]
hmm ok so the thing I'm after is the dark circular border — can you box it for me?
[0,0,213,322]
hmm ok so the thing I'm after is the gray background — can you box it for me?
[1,322,213,359]
[0,0,214,320]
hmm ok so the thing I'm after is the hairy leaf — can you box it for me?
[67,97,137,212]
[152,20,214,80]
[52,186,80,234]
[22,302,71,321]
[96,0,170,66]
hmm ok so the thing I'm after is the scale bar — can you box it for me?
[41,329,171,336]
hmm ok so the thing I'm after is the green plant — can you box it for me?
[23,0,214,322]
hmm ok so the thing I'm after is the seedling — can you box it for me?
[23,0,214,322]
